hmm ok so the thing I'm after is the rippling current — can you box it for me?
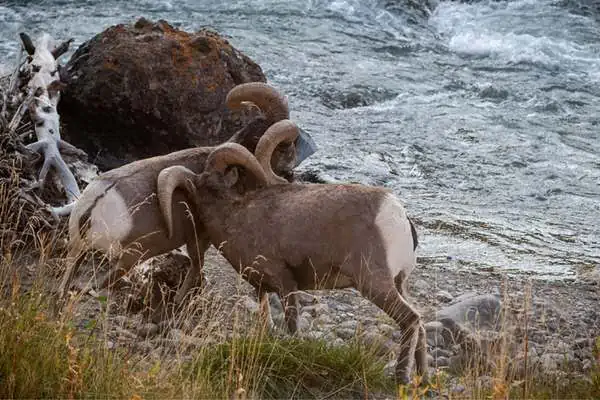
[1,0,599,278]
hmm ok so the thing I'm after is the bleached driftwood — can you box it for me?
[16,32,81,217]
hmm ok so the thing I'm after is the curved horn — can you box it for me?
[226,82,289,123]
[254,119,299,185]
[206,143,269,187]
[157,166,197,239]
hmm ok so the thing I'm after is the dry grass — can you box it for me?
[0,79,598,397]
[0,183,598,399]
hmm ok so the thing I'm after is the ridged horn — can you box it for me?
[157,166,197,239]
[206,143,269,187]
[226,82,289,123]
[254,119,299,185]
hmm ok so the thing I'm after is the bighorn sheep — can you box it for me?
[156,143,428,384]
[57,83,302,307]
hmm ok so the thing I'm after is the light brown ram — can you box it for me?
[58,83,299,308]
[156,143,427,385]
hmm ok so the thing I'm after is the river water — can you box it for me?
[1,0,599,278]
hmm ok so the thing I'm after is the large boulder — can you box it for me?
[59,18,267,170]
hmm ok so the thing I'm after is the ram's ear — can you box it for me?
[223,166,239,188]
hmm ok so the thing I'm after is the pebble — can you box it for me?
[448,355,465,374]
[476,375,494,390]
[361,331,395,356]
[114,326,138,340]
[298,315,312,332]
[574,338,591,349]
[137,323,159,338]
[302,303,329,317]
[426,333,445,348]
[335,328,356,340]
[436,290,453,303]
[377,323,395,337]
[540,353,562,370]
[338,319,358,331]
[431,348,453,359]
[316,314,333,325]
[240,295,259,314]
[451,384,466,394]
[113,315,130,326]
[383,360,397,378]
[296,292,318,306]
[434,356,450,367]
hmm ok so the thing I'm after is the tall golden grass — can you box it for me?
[0,152,598,398]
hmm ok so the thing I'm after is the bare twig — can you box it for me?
[19,33,36,56]
[7,90,34,135]
[51,38,74,60]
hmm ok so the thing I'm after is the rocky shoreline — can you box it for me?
[62,245,598,395]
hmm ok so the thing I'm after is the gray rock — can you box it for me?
[298,315,312,332]
[315,314,333,326]
[136,323,159,338]
[114,326,137,340]
[436,290,454,303]
[436,294,502,332]
[427,333,445,348]
[271,313,286,330]
[551,340,573,356]
[336,328,356,340]
[304,330,325,341]
[268,293,284,315]
[450,291,479,304]
[339,320,359,331]
[514,354,541,378]
[431,348,453,359]
[114,315,130,327]
[384,360,397,378]
[448,355,466,374]
[477,375,494,391]
[240,295,259,314]
[412,279,431,292]
[424,320,444,332]
[168,329,203,346]
[378,323,396,337]
[451,384,466,394]
[434,356,450,367]
[361,331,396,356]
[427,354,434,367]
[296,291,318,306]
[540,353,565,371]
[302,303,329,317]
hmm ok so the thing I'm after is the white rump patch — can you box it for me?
[86,185,133,256]
[374,194,416,278]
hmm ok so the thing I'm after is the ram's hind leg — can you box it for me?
[356,269,423,385]
[95,246,146,291]
[57,245,87,300]
[395,271,429,383]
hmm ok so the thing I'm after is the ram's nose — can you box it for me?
[294,127,318,167]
